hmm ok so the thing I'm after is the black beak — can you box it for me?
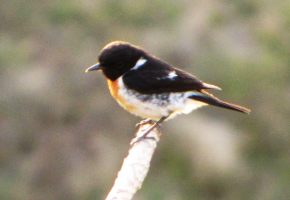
[85,63,101,73]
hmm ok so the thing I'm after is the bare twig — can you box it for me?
[105,121,161,200]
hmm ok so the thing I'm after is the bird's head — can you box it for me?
[85,41,146,80]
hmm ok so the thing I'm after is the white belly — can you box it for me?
[117,78,207,120]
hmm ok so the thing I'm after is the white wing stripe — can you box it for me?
[168,71,178,79]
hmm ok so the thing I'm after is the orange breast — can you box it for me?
[107,79,137,112]
[107,79,119,99]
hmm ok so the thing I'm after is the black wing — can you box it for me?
[122,56,220,94]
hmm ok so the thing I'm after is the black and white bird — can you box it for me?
[86,41,250,133]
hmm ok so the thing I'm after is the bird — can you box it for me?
[85,41,250,138]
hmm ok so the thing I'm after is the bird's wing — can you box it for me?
[122,56,220,94]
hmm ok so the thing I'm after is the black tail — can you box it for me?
[190,92,251,114]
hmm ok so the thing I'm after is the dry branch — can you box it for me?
[105,121,161,200]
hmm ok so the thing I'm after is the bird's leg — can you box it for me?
[142,116,167,138]
[131,115,169,145]
[135,118,154,128]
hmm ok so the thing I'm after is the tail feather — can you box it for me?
[189,92,251,114]
[202,82,222,91]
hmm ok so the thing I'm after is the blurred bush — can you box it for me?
[0,0,289,199]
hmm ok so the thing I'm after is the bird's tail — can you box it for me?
[189,91,251,114]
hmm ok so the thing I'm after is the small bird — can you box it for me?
[86,41,250,135]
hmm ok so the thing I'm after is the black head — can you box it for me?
[86,41,147,80]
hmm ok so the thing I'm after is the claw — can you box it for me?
[132,116,169,145]
[135,119,154,128]
[131,123,161,145]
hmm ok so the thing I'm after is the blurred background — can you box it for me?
[1,0,290,199]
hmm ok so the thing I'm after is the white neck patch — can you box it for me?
[131,57,147,70]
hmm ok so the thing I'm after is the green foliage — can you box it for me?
[47,1,86,25]
[0,0,289,199]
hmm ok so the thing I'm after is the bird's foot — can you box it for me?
[131,121,161,145]
[135,118,154,128]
